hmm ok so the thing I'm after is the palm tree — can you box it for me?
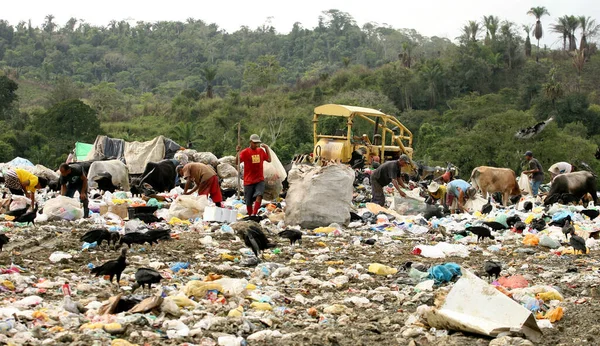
[483,15,500,45]
[523,24,533,57]
[202,66,218,99]
[43,14,56,33]
[551,16,569,51]
[468,20,481,42]
[527,6,550,60]
[172,122,200,147]
[500,21,516,69]
[420,63,443,107]
[566,15,580,51]
[579,16,600,53]
[543,69,563,110]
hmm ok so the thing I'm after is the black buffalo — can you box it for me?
[544,171,598,206]
[131,160,177,195]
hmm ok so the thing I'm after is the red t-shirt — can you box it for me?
[239,147,269,185]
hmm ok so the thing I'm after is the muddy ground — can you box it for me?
[1,221,598,346]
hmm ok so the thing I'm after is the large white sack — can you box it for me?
[22,165,60,181]
[169,195,209,220]
[218,156,236,166]
[221,177,240,189]
[43,196,84,221]
[285,164,354,228]
[518,173,533,196]
[217,163,238,179]
[87,160,130,191]
[174,151,189,166]
[263,147,287,201]
[194,152,218,167]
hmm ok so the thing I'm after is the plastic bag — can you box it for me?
[522,234,539,246]
[9,195,30,211]
[368,263,397,275]
[43,196,84,220]
[518,173,533,196]
[193,152,218,167]
[218,156,236,166]
[539,235,561,249]
[216,163,238,179]
[262,147,286,201]
[390,196,424,215]
[221,177,239,189]
[168,195,208,220]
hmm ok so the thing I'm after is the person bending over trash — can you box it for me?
[548,161,573,181]
[59,163,89,218]
[2,169,48,207]
[370,155,411,206]
[177,162,223,207]
[426,181,447,208]
[523,151,544,197]
[236,134,271,217]
[446,179,476,213]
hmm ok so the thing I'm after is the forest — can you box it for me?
[1,8,600,178]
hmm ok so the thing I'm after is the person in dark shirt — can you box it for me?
[370,155,410,206]
[523,151,544,197]
[59,163,90,218]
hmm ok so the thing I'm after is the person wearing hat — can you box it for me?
[446,179,476,213]
[236,134,272,216]
[370,155,411,206]
[523,151,544,196]
[176,163,223,207]
[426,181,447,207]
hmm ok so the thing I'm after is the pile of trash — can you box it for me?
[0,156,597,345]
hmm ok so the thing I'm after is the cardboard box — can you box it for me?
[203,207,237,223]
[100,204,129,219]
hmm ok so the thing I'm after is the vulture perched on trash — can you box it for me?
[119,232,155,248]
[231,221,276,260]
[515,117,554,139]
[484,260,502,281]
[361,238,376,245]
[481,221,507,231]
[146,229,171,243]
[581,209,600,220]
[466,225,495,242]
[0,234,8,251]
[569,230,587,255]
[80,229,120,249]
[506,215,521,228]
[278,229,302,246]
[513,221,527,233]
[522,201,533,212]
[562,217,575,241]
[481,198,493,215]
[15,204,37,225]
[90,247,128,287]
[131,268,163,293]
[5,207,28,218]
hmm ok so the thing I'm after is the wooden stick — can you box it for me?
[236,122,241,200]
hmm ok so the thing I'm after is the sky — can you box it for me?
[3,0,599,48]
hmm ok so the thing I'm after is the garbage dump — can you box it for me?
[0,152,597,346]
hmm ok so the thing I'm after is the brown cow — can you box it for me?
[470,166,522,206]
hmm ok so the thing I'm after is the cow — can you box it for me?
[130,160,178,195]
[470,166,521,206]
[544,171,598,207]
[87,160,130,192]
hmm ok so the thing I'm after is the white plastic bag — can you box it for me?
[518,173,533,196]
[194,152,218,167]
[218,156,236,166]
[43,196,84,220]
[169,195,208,220]
[217,163,238,179]
[262,147,286,201]
[221,177,239,189]
[10,195,30,210]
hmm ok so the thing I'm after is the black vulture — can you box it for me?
[481,221,507,231]
[581,209,600,220]
[506,215,521,228]
[531,218,546,232]
[481,198,493,214]
[570,231,587,255]
[423,205,444,220]
[5,207,28,218]
[484,260,502,281]
[523,201,533,212]
[467,225,495,242]
[549,215,571,228]
[119,232,156,248]
[15,204,37,225]
[80,229,120,248]
[350,212,362,221]
[135,214,162,224]
[562,217,575,241]
[513,221,527,232]
[131,268,163,293]
[146,229,171,243]
[0,234,8,251]
[90,247,128,287]
[278,229,302,246]
[231,221,276,260]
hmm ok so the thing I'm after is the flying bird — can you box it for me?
[131,268,163,294]
[484,260,502,281]
[90,247,128,288]
[80,229,120,249]
[278,229,302,246]
[515,117,554,139]
[231,221,277,261]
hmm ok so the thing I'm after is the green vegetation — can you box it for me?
[0,9,600,180]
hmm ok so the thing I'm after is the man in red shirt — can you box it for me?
[236,134,271,216]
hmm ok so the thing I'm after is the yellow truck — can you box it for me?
[312,104,414,166]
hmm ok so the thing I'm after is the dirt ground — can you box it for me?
[1,221,597,346]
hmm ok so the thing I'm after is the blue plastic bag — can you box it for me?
[428,262,462,284]
[170,262,190,272]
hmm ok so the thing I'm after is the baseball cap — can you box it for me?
[250,134,261,143]
[524,151,533,157]
[428,182,440,194]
